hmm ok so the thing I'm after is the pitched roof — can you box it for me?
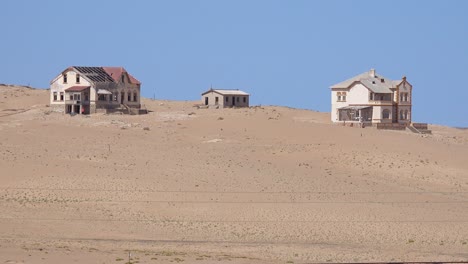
[202,89,249,96]
[64,86,90,92]
[102,67,141,85]
[330,69,399,94]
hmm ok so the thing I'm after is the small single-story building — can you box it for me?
[201,89,250,108]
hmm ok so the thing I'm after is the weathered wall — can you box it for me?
[50,70,91,106]
[202,92,249,108]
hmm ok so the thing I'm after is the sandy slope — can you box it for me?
[0,85,467,264]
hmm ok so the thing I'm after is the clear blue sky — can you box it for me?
[1,1,467,127]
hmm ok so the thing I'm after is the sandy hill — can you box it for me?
[1,84,467,264]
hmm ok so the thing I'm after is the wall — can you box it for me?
[50,70,91,107]
[202,91,224,107]
[372,105,393,123]
[223,94,249,107]
[331,84,369,122]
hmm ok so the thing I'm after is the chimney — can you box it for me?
[369,68,376,77]
[402,75,407,81]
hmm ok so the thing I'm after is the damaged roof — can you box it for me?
[61,66,141,85]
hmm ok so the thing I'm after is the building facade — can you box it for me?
[50,66,141,114]
[201,89,250,108]
[330,69,412,124]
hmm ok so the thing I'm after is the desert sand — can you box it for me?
[0,84,467,264]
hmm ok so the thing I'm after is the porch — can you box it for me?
[338,106,372,123]
[64,86,90,115]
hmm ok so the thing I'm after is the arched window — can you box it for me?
[127,91,132,102]
[133,92,137,102]
[382,109,390,119]
[400,110,404,120]
[405,110,409,120]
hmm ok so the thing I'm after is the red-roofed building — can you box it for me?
[50,66,143,115]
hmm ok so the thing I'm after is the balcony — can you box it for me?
[65,100,89,105]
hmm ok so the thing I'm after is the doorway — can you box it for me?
[205,97,208,105]
[74,105,80,114]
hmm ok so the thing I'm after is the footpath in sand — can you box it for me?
[1,85,468,263]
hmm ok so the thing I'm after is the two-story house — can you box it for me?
[50,66,141,114]
[330,69,412,124]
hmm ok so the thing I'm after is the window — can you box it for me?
[226,97,229,102]
[405,110,409,120]
[400,92,409,102]
[98,94,106,101]
[236,97,240,102]
[121,75,125,83]
[69,94,73,100]
[133,92,137,102]
[73,94,80,101]
[215,97,219,105]
[63,74,67,83]
[127,92,131,102]
[76,74,80,83]
[381,78,385,83]
[369,92,374,101]
[60,92,64,101]
[84,92,89,101]
[337,92,346,102]
[400,110,404,120]
[53,92,57,101]
[382,109,390,119]
[243,97,246,103]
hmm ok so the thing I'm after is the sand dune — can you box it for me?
[1,85,467,263]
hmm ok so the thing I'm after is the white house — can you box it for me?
[201,89,250,108]
[330,69,412,124]
[50,66,141,114]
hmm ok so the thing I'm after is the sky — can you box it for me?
[1,0,467,127]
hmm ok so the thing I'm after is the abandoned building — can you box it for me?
[49,66,144,114]
[330,69,412,124]
[201,89,250,108]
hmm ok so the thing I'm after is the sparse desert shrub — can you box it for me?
[217,117,224,120]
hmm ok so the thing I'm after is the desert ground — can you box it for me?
[0,84,467,264]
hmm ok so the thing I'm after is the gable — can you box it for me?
[50,68,93,85]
